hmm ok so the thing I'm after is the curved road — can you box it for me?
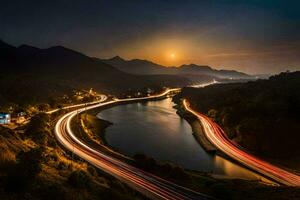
[47,95,108,114]
[55,89,214,200]
[183,99,300,186]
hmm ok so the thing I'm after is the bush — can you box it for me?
[133,153,157,170]
[25,113,51,146]
[37,103,50,112]
[0,150,16,171]
[169,166,190,180]
[16,148,43,179]
[161,163,172,175]
[87,165,98,176]
[133,153,147,162]
[67,170,92,188]
[5,148,43,192]
[26,113,49,134]
[38,184,66,200]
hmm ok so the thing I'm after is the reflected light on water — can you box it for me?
[98,98,274,183]
[213,155,274,183]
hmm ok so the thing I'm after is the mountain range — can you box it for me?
[0,40,190,105]
[0,39,252,105]
[102,56,252,79]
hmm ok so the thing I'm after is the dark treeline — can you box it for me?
[174,72,300,159]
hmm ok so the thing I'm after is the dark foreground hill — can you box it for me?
[0,40,189,105]
[174,72,300,162]
[0,115,147,200]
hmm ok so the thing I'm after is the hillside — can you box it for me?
[0,40,189,106]
[102,56,253,79]
[174,72,300,162]
[0,114,146,200]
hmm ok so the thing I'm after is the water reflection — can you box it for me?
[213,155,259,179]
[97,98,265,180]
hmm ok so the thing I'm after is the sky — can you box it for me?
[1,0,300,74]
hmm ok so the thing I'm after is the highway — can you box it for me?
[190,79,219,88]
[183,99,300,186]
[54,89,214,200]
[46,94,107,114]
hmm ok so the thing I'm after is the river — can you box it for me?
[97,98,266,180]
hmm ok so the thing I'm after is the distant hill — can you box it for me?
[0,40,189,105]
[174,71,300,160]
[102,56,253,79]
[102,56,171,74]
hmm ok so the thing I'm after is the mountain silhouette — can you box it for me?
[103,56,252,79]
[0,40,189,105]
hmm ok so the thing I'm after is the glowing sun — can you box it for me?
[170,53,176,60]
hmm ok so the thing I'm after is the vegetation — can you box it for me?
[5,147,44,192]
[67,170,92,188]
[174,72,300,161]
[0,112,147,200]
[132,154,300,200]
[73,113,130,162]
[1,69,300,199]
[75,97,300,200]
[79,113,112,145]
[133,153,190,181]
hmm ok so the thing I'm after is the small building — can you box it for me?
[14,112,26,124]
[147,88,154,94]
[0,112,11,124]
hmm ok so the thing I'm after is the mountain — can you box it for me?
[0,40,189,105]
[103,56,173,74]
[0,40,18,65]
[102,56,253,79]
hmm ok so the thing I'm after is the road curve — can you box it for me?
[47,95,108,114]
[183,99,300,186]
[54,89,214,200]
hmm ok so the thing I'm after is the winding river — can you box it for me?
[97,98,266,180]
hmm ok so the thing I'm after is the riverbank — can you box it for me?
[173,99,284,184]
[173,103,216,152]
[72,113,133,162]
[93,97,274,182]
[190,120,216,152]
[174,73,300,174]
[71,97,300,200]
[77,115,300,199]
[80,113,112,146]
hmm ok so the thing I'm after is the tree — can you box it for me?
[25,113,49,143]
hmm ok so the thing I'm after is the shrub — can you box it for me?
[5,147,43,192]
[169,166,190,180]
[87,165,98,176]
[67,170,92,188]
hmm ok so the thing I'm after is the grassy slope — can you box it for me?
[0,113,147,200]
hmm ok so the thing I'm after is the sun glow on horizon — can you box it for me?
[170,53,176,60]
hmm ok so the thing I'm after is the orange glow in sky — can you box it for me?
[99,32,300,73]
[170,53,176,59]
